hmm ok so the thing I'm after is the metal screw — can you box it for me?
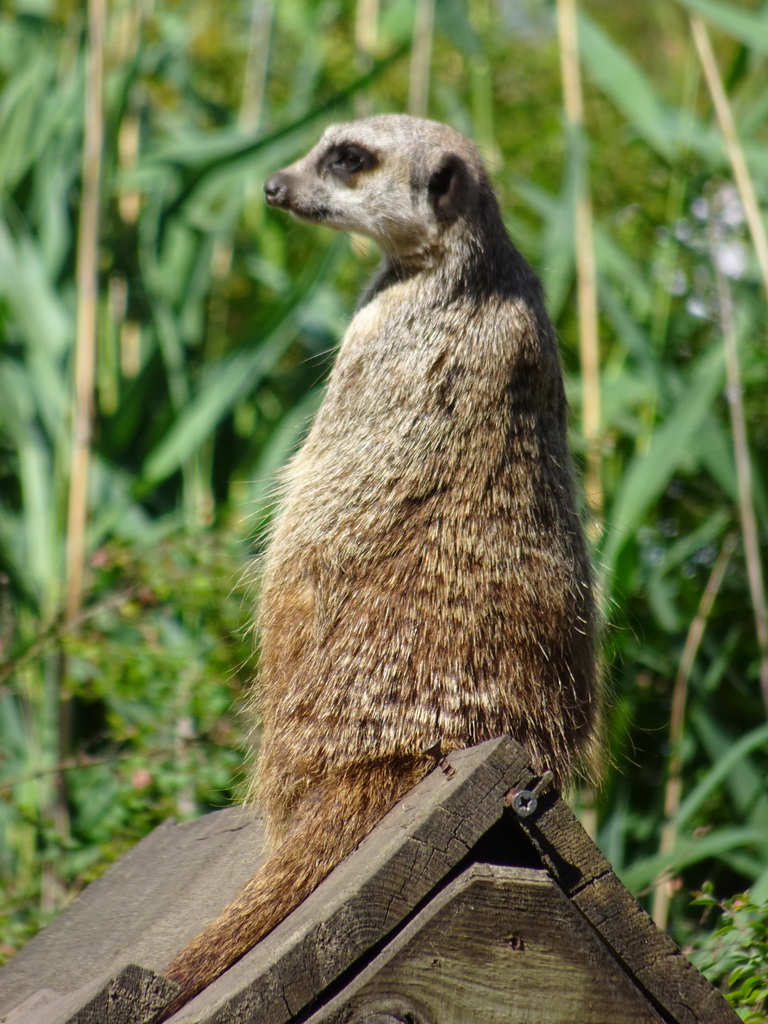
[506,769,554,818]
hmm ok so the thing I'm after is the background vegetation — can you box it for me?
[1,0,767,1013]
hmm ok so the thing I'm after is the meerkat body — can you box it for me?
[165,115,597,1005]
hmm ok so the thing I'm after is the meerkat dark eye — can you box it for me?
[327,144,377,181]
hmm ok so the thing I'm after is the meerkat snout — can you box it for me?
[263,172,289,208]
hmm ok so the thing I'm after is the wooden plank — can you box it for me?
[1,966,178,1024]
[2,989,62,1024]
[304,864,665,1024]
[166,737,534,1023]
[0,807,264,1019]
[515,790,741,1024]
[571,874,739,1024]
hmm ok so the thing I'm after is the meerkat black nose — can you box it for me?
[264,173,289,206]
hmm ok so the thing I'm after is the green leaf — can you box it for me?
[578,13,676,161]
[674,0,768,53]
[511,175,575,324]
[622,827,768,892]
[142,313,304,486]
[677,721,768,829]
[600,343,725,582]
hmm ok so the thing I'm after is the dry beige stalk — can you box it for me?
[409,0,435,118]
[652,533,737,930]
[556,0,603,530]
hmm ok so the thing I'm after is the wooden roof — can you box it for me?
[0,737,738,1024]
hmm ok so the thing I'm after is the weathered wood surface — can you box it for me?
[516,792,740,1024]
[166,737,533,1023]
[0,735,740,1024]
[305,863,666,1024]
[2,966,178,1024]
[1,990,62,1024]
[0,738,533,1024]
[0,806,264,1021]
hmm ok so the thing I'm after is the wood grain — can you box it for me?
[0,737,740,1024]
[168,738,533,1023]
[305,864,666,1024]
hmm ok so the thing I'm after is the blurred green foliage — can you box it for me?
[0,530,251,956]
[689,884,768,1022]
[1,0,767,991]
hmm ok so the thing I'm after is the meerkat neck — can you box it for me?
[361,210,520,310]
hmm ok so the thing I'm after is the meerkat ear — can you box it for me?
[428,153,471,224]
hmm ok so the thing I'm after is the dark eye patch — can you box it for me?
[325,143,378,182]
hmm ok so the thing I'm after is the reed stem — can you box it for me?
[556,0,602,529]
[409,0,435,118]
[652,533,737,930]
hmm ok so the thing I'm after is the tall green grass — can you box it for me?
[0,0,766,959]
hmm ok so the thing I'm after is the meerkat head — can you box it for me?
[263,115,492,262]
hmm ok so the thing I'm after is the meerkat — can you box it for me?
[164,114,598,1006]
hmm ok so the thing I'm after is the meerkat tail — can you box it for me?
[163,756,432,1006]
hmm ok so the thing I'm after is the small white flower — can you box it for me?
[692,196,709,221]
[686,295,709,319]
[715,240,747,280]
[716,184,745,227]
[674,219,693,242]
[669,269,687,296]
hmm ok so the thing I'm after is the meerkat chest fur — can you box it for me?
[259,114,597,830]
[295,282,523,492]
